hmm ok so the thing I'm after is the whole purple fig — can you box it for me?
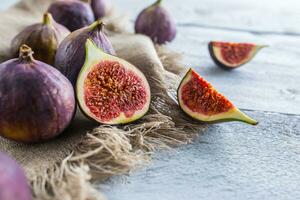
[135,0,177,44]
[0,45,76,143]
[0,152,32,200]
[48,0,95,32]
[55,20,115,86]
[11,13,70,65]
[91,0,112,19]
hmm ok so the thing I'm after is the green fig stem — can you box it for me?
[153,0,162,6]
[19,45,34,62]
[89,20,105,31]
[43,13,53,26]
[80,0,91,3]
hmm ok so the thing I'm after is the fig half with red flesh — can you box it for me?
[178,69,258,125]
[209,41,267,69]
[77,39,151,125]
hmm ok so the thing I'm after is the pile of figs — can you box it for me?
[0,0,260,146]
[0,0,262,195]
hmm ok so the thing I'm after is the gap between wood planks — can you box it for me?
[177,23,300,37]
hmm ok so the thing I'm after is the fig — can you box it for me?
[0,152,32,200]
[55,20,115,86]
[48,0,95,32]
[0,45,76,143]
[135,0,177,44]
[178,68,258,125]
[91,0,112,19]
[76,39,151,125]
[209,41,267,69]
[11,13,70,65]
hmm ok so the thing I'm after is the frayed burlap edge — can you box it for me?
[28,46,206,200]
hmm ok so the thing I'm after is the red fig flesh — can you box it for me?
[135,0,177,44]
[76,40,151,125]
[178,69,258,125]
[11,13,70,65]
[0,45,76,143]
[209,41,267,69]
[55,20,115,86]
[0,152,32,200]
[48,0,95,32]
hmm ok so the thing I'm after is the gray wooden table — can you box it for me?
[2,0,300,200]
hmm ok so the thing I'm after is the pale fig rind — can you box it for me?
[0,152,32,200]
[135,0,177,44]
[209,41,267,69]
[11,13,70,65]
[48,0,95,32]
[76,39,151,125]
[0,45,76,143]
[55,20,115,86]
[91,0,112,19]
[178,68,258,125]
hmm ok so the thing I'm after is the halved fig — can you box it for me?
[178,69,258,125]
[209,41,267,69]
[76,39,151,125]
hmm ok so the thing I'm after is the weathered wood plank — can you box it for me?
[115,0,300,34]
[102,110,300,200]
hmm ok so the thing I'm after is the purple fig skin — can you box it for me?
[0,45,76,143]
[11,13,70,65]
[135,0,177,44]
[48,0,95,32]
[0,152,32,200]
[91,0,112,19]
[55,20,116,86]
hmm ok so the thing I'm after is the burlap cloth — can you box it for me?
[0,1,207,199]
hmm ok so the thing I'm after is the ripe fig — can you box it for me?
[55,20,115,86]
[11,13,70,65]
[0,152,32,200]
[0,45,76,143]
[76,39,151,125]
[135,0,177,44]
[178,68,258,125]
[91,0,112,19]
[209,41,267,69]
[48,0,95,32]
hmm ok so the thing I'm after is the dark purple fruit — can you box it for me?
[0,152,32,200]
[48,0,95,32]
[91,0,112,19]
[55,20,115,86]
[135,0,177,44]
[11,13,70,65]
[0,45,76,143]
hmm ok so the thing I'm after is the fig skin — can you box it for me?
[135,0,177,44]
[48,0,95,32]
[91,0,112,19]
[0,152,32,200]
[11,13,70,65]
[55,20,116,86]
[0,45,76,143]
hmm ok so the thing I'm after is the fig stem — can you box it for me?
[19,45,34,62]
[155,0,162,5]
[89,20,105,31]
[43,13,53,26]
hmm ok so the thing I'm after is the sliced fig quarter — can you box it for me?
[76,39,151,125]
[178,69,258,125]
[209,41,267,69]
